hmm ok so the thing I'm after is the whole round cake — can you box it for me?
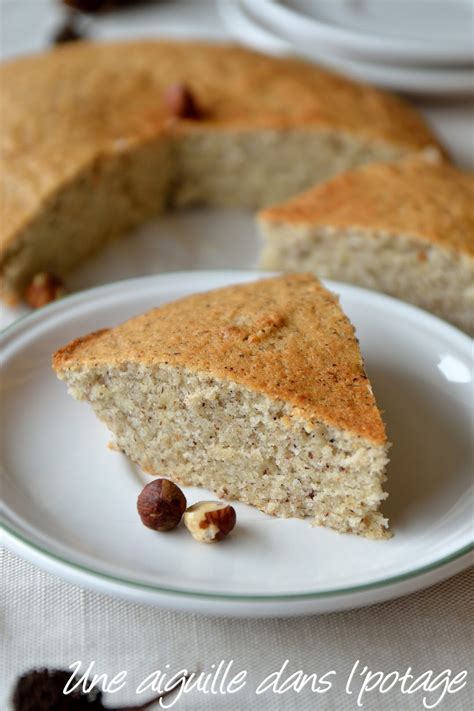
[0,39,442,302]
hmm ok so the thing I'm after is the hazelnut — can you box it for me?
[184,501,236,543]
[62,0,106,11]
[163,83,201,119]
[51,15,84,45]
[137,479,187,532]
[25,273,65,308]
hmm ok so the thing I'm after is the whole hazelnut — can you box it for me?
[163,83,201,119]
[137,479,187,532]
[184,501,236,543]
[51,16,84,45]
[25,273,65,308]
[62,0,105,11]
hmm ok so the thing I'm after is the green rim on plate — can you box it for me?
[2,272,473,603]
[2,520,472,602]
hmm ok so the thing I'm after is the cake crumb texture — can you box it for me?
[0,40,443,299]
[259,156,474,256]
[259,157,474,334]
[53,274,390,539]
[53,273,387,443]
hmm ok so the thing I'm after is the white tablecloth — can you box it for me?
[2,549,472,710]
[1,2,473,709]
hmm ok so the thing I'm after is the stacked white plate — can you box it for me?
[220,0,474,95]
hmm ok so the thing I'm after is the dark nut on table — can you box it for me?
[25,273,65,308]
[137,479,187,532]
[163,83,201,119]
[62,0,126,12]
[51,16,85,45]
[64,0,148,11]
[184,501,236,543]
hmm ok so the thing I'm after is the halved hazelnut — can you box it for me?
[137,479,186,532]
[25,273,65,308]
[184,501,236,543]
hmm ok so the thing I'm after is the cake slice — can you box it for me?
[258,156,474,335]
[52,274,391,539]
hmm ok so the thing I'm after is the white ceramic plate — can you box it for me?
[1,271,473,617]
[218,0,290,55]
[290,46,474,96]
[237,0,474,95]
[249,0,474,66]
[0,0,223,61]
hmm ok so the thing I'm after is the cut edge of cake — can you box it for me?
[52,274,391,539]
[257,155,474,335]
[0,40,445,302]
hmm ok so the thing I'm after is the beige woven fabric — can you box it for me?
[1,548,472,710]
[1,4,473,711]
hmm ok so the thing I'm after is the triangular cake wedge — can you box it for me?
[53,274,391,539]
[258,156,474,335]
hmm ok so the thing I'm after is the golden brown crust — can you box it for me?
[53,328,111,359]
[260,156,474,256]
[1,39,443,254]
[53,273,387,444]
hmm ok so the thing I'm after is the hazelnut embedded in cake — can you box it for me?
[0,40,442,303]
